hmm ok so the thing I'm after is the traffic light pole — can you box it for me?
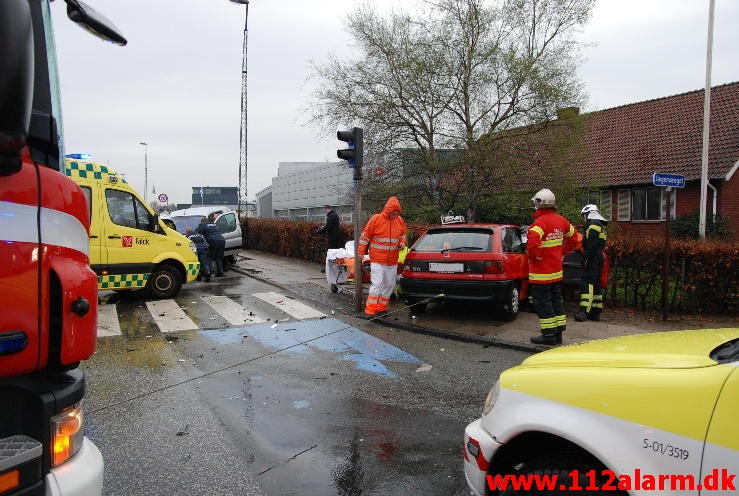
[353,177,363,313]
[337,127,364,313]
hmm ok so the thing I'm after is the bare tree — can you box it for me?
[310,0,594,221]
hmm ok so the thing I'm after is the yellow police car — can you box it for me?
[65,159,199,298]
[464,328,739,495]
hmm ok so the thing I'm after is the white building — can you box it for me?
[268,162,355,223]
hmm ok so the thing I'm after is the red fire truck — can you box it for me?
[0,1,125,494]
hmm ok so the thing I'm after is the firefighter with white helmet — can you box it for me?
[526,189,579,345]
[574,204,608,322]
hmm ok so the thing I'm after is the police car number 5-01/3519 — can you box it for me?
[643,438,689,460]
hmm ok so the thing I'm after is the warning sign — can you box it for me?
[158,193,168,203]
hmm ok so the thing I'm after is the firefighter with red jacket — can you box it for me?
[357,197,407,316]
[526,189,578,345]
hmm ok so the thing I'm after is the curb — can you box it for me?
[231,261,545,354]
[355,314,545,353]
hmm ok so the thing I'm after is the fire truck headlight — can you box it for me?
[51,404,84,467]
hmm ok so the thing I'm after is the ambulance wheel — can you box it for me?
[499,451,627,495]
[498,285,519,321]
[147,265,182,299]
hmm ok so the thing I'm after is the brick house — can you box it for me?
[570,81,739,238]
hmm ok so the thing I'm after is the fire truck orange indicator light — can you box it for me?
[0,470,20,492]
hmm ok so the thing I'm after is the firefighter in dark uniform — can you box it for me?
[575,204,608,322]
[526,189,579,345]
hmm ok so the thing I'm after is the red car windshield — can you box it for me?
[413,229,492,252]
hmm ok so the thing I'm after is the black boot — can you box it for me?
[556,326,565,344]
[588,309,602,321]
[574,308,589,322]
[530,333,557,345]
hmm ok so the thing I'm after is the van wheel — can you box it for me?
[147,265,182,299]
[498,285,519,321]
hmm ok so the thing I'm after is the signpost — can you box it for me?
[158,193,168,204]
[652,173,685,320]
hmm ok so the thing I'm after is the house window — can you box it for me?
[577,190,613,220]
[617,190,630,221]
[631,187,662,221]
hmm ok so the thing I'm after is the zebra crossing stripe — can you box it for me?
[145,299,198,332]
[201,296,266,326]
[97,303,122,337]
[253,292,326,320]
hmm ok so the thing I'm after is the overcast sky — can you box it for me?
[52,0,738,205]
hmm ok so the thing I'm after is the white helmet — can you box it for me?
[531,189,556,209]
[581,204,599,216]
[581,204,606,221]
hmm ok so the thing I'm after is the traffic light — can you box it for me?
[337,127,363,180]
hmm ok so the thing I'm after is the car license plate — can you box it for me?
[428,262,464,273]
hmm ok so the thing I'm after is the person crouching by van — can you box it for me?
[185,228,211,282]
[197,215,226,277]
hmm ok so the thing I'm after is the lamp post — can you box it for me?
[139,142,148,202]
[698,0,715,240]
[229,0,249,219]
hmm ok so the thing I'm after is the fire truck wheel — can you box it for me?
[147,265,182,299]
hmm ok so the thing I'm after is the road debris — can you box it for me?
[415,363,433,373]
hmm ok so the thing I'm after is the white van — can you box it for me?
[168,207,243,263]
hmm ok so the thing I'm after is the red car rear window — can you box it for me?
[413,229,492,252]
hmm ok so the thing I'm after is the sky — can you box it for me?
[52,0,739,205]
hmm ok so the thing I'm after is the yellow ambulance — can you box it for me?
[65,158,199,298]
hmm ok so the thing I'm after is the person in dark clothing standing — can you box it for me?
[575,204,608,322]
[196,215,226,277]
[316,205,342,249]
[185,228,211,282]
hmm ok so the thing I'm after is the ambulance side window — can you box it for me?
[133,198,155,232]
[105,189,155,231]
[105,189,137,228]
[80,186,92,223]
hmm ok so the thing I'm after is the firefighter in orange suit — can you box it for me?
[357,197,407,316]
[527,189,578,345]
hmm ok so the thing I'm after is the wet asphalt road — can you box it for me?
[83,272,532,495]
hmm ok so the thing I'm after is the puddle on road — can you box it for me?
[199,318,421,377]
[198,371,466,496]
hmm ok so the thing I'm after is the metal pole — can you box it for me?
[662,187,672,321]
[353,179,363,313]
[139,142,148,202]
[698,0,715,240]
[237,2,249,220]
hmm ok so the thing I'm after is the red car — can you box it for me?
[399,223,529,319]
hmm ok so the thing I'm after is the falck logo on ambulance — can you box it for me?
[122,236,133,247]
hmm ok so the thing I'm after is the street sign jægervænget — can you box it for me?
[652,173,686,188]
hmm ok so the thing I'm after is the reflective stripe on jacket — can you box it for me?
[526,209,577,284]
[357,196,407,266]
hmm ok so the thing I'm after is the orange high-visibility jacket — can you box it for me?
[526,209,578,284]
[357,197,407,266]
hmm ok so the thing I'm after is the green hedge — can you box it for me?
[243,219,738,315]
